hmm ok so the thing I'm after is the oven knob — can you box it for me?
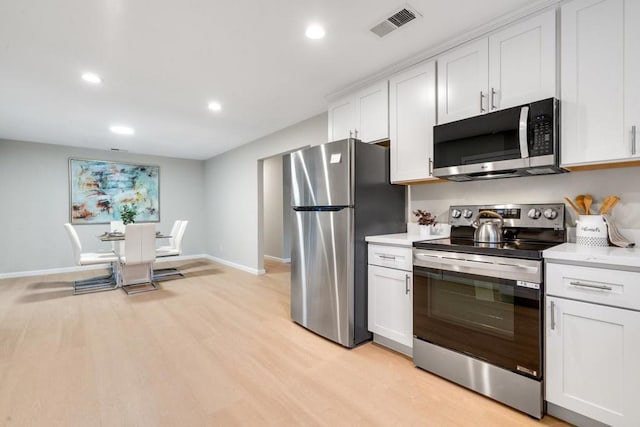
[527,208,541,219]
[544,208,558,219]
[451,209,462,218]
[462,209,473,219]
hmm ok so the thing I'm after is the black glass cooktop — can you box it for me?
[413,227,566,260]
[413,237,560,260]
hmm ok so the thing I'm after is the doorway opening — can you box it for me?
[257,149,300,274]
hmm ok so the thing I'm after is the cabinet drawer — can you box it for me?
[368,244,412,271]
[546,263,640,311]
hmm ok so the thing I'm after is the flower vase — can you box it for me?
[419,225,432,237]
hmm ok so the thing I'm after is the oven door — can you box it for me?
[413,264,542,379]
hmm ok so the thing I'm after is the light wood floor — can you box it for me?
[0,259,569,426]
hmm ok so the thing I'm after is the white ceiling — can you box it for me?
[0,0,538,160]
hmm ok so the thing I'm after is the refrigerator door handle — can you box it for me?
[293,206,350,212]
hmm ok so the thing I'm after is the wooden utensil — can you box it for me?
[575,195,586,215]
[564,197,583,215]
[584,194,593,215]
[601,196,620,215]
[600,196,613,215]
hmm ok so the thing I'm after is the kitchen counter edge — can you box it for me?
[543,243,640,269]
[365,232,449,248]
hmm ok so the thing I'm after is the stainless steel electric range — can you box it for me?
[412,203,566,419]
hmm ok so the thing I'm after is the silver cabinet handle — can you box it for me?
[428,157,433,176]
[633,125,637,156]
[354,129,359,139]
[491,87,497,110]
[349,130,353,139]
[569,281,613,291]
[550,300,556,330]
[377,254,396,260]
[405,274,410,295]
[480,91,486,113]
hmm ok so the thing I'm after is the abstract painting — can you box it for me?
[69,159,160,224]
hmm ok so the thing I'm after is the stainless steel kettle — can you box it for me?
[471,211,505,243]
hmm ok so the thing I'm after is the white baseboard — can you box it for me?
[0,254,210,280]
[264,255,291,264]
[202,255,266,276]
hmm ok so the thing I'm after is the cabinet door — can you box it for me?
[368,265,412,348]
[561,0,626,165]
[389,60,437,183]
[437,38,489,124]
[546,297,640,426]
[489,10,556,111]
[327,96,354,142]
[625,0,640,158]
[354,80,389,143]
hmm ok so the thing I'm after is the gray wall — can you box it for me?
[410,167,640,228]
[262,154,292,261]
[282,154,292,259]
[263,155,284,259]
[0,139,207,274]
[204,113,327,272]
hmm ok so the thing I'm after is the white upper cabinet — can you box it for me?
[327,81,389,143]
[437,10,556,124]
[327,96,355,142]
[389,60,437,183]
[561,0,640,166]
[437,39,489,124]
[488,10,556,111]
[627,0,640,159]
[354,81,389,143]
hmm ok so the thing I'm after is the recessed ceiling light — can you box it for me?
[109,125,135,135]
[81,72,102,84]
[305,24,325,40]
[208,101,222,112]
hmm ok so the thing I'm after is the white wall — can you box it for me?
[204,113,327,272]
[410,167,640,229]
[0,139,207,274]
[263,155,284,259]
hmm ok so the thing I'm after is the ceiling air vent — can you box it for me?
[370,5,421,38]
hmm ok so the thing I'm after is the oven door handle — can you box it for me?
[415,253,539,274]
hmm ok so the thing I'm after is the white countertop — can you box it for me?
[544,243,640,269]
[366,226,450,247]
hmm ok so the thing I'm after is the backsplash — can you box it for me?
[409,167,640,234]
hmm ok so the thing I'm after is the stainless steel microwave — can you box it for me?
[433,98,564,181]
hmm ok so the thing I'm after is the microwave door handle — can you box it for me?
[519,106,530,159]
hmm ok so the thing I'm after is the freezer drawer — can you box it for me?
[290,207,354,346]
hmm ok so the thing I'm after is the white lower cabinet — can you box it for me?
[368,244,413,354]
[546,262,640,426]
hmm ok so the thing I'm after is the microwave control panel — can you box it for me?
[530,114,554,157]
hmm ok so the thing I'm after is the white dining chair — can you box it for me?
[110,220,125,255]
[64,223,119,295]
[156,220,182,254]
[154,220,188,279]
[117,223,158,294]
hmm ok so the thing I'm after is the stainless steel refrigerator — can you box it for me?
[290,138,405,348]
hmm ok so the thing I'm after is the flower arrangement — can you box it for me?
[119,204,138,225]
[413,210,437,226]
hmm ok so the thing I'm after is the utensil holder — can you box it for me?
[576,215,608,247]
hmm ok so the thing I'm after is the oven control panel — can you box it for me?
[449,203,565,229]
